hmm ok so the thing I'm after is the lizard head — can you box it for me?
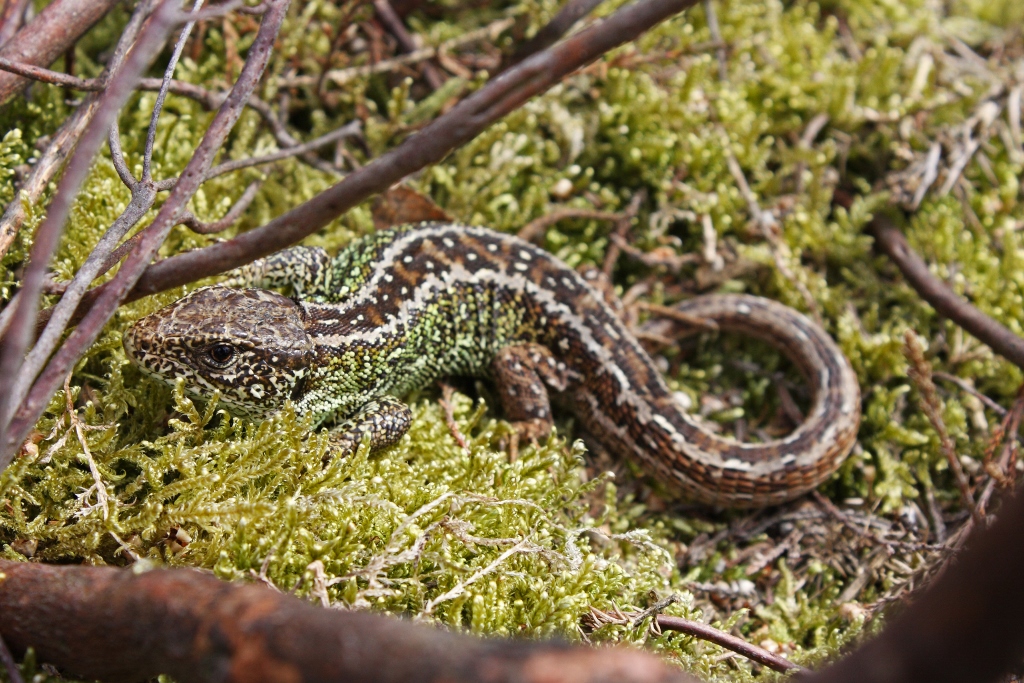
[123,286,313,417]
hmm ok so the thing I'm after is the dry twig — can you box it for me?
[904,330,980,522]
[870,213,1024,369]
[0,0,120,104]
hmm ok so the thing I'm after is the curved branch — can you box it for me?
[0,0,120,105]
[869,213,1024,369]
[0,560,695,683]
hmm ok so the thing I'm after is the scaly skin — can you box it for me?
[123,223,861,508]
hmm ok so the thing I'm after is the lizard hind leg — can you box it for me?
[490,343,572,445]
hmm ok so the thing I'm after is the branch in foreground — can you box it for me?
[869,212,1024,369]
[1,0,290,463]
[0,0,180,461]
[0,0,120,104]
[0,0,157,264]
[0,560,696,683]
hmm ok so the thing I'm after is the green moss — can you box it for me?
[2,0,1023,680]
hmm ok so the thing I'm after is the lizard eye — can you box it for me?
[206,343,236,365]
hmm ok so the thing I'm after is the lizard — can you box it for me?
[122,222,861,508]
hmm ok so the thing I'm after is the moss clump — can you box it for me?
[2,0,1024,681]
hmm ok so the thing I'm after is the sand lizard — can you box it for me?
[123,223,860,507]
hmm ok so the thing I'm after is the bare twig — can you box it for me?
[286,17,516,88]
[508,0,605,67]
[656,615,805,673]
[636,301,719,331]
[0,0,155,263]
[143,0,206,182]
[701,0,727,81]
[438,381,471,453]
[904,330,980,522]
[373,0,444,89]
[1,0,291,463]
[0,0,120,105]
[517,207,623,242]
[870,212,1024,369]
[0,54,99,89]
[0,0,180,463]
[933,371,1008,417]
[601,192,645,278]
[176,180,262,234]
[0,0,31,47]
[0,632,23,683]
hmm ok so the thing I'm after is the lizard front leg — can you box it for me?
[223,245,332,299]
[326,396,413,459]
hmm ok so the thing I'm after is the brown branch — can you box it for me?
[175,179,262,234]
[904,330,980,522]
[0,54,99,89]
[0,632,24,683]
[869,212,1024,369]
[0,560,695,683]
[517,207,624,242]
[507,0,605,68]
[373,0,445,89]
[0,0,120,105]
[0,0,31,47]
[655,615,805,674]
[0,0,155,263]
[0,0,181,463]
[1,0,290,462]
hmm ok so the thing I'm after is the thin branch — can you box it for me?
[869,212,1024,369]
[656,615,805,674]
[0,632,24,683]
[285,17,516,88]
[0,54,99,89]
[1,0,290,462]
[904,330,981,522]
[108,120,138,189]
[0,0,180,463]
[159,118,362,188]
[373,0,445,89]
[0,0,31,47]
[507,0,605,67]
[0,0,155,263]
[0,0,120,105]
[517,207,623,242]
[176,180,261,234]
[143,0,206,182]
